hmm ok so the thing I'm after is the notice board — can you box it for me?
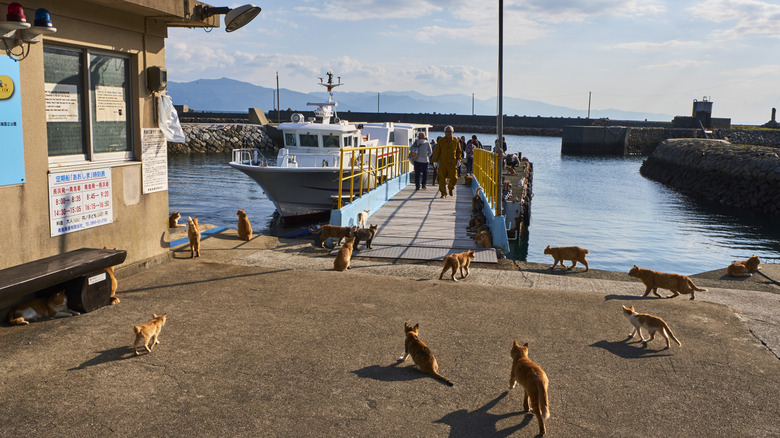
[0,56,25,186]
[49,168,113,236]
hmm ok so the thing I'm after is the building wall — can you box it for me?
[0,1,176,270]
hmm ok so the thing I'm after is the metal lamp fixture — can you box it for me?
[1,3,56,61]
[193,4,261,32]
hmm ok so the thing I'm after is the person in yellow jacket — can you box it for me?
[431,125,462,198]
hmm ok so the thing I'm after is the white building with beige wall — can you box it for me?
[0,0,254,272]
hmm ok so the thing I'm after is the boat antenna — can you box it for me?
[319,71,342,121]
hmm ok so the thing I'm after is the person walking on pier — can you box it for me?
[432,125,462,198]
[411,132,432,190]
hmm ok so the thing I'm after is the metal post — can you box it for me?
[587,91,591,119]
[377,92,380,113]
[496,0,503,217]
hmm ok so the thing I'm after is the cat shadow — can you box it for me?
[603,294,660,301]
[67,346,136,371]
[433,391,531,437]
[590,339,673,359]
[352,361,441,384]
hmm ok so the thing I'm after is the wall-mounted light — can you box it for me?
[192,4,261,32]
[1,4,56,61]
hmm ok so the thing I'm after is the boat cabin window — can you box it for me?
[389,132,395,143]
[344,136,352,147]
[323,134,339,148]
[285,133,296,146]
[300,134,318,147]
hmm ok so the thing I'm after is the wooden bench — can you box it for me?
[0,248,127,321]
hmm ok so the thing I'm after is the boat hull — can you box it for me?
[229,163,369,220]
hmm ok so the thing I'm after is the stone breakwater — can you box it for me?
[167,124,278,154]
[640,139,780,217]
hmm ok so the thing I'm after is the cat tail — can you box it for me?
[663,322,682,346]
[687,279,708,292]
[133,325,142,334]
[433,372,454,387]
[538,381,550,419]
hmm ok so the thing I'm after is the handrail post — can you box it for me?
[338,148,345,209]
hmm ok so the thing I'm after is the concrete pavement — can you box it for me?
[1,229,778,437]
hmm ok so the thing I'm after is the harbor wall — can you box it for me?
[168,124,278,155]
[639,139,780,217]
[169,121,780,158]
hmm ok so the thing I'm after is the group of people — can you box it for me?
[409,126,470,198]
[410,127,510,199]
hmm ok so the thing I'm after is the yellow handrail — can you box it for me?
[337,144,410,208]
[472,148,502,216]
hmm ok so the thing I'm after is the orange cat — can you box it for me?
[168,211,183,228]
[510,340,550,435]
[237,209,253,241]
[309,224,355,248]
[106,266,119,305]
[333,236,355,271]
[628,265,707,300]
[726,255,761,277]
[357,209,369,228]
[622,305,681,349]
[187,216,201,258]
[439,249,475,281]
[7,290,80,325]
[544,245,589,271]
[399,323,453,386]
[133,313,167,356]
[102,246,120,305]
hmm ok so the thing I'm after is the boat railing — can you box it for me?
[232,148,267,166]
[472,148,503,217]
[336,144,410,208]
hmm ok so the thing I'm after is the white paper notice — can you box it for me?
[95,85,126,122]
[142,128,168,194]
[45,83,79,122]
[49,168,113,236]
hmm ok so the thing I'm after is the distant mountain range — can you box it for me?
[167,77,674,122]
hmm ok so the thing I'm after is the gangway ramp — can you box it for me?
[345,184,497,263]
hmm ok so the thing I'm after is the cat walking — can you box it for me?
[510,340,550,435]
[439,249,475,281]
[622,305,681,349]
[187,216,201,258]
[399,323,453,386]
[133,313,167,355]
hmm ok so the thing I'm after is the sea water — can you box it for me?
[167,135,780,275]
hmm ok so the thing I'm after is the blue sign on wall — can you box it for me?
[0,57,25,186]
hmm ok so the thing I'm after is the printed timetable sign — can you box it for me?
[49,168,113,236]
[0,56,25,186]
[142,128,168,193]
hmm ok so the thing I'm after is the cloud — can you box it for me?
[611,40,704,51]
[640,59,710,70]
[294,0,447,21]
[689,0,780,40]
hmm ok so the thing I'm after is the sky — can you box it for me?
[166,0,780,125]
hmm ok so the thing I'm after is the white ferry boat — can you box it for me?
[229,72,430,222]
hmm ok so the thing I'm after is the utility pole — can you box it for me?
[377,92,380,113]
[276,71,281,123]
[472,93,475,116]
[496,0,503,217]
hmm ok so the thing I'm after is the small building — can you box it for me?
[0,0,227,272]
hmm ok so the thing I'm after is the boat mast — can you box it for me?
[319,71,342,121]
